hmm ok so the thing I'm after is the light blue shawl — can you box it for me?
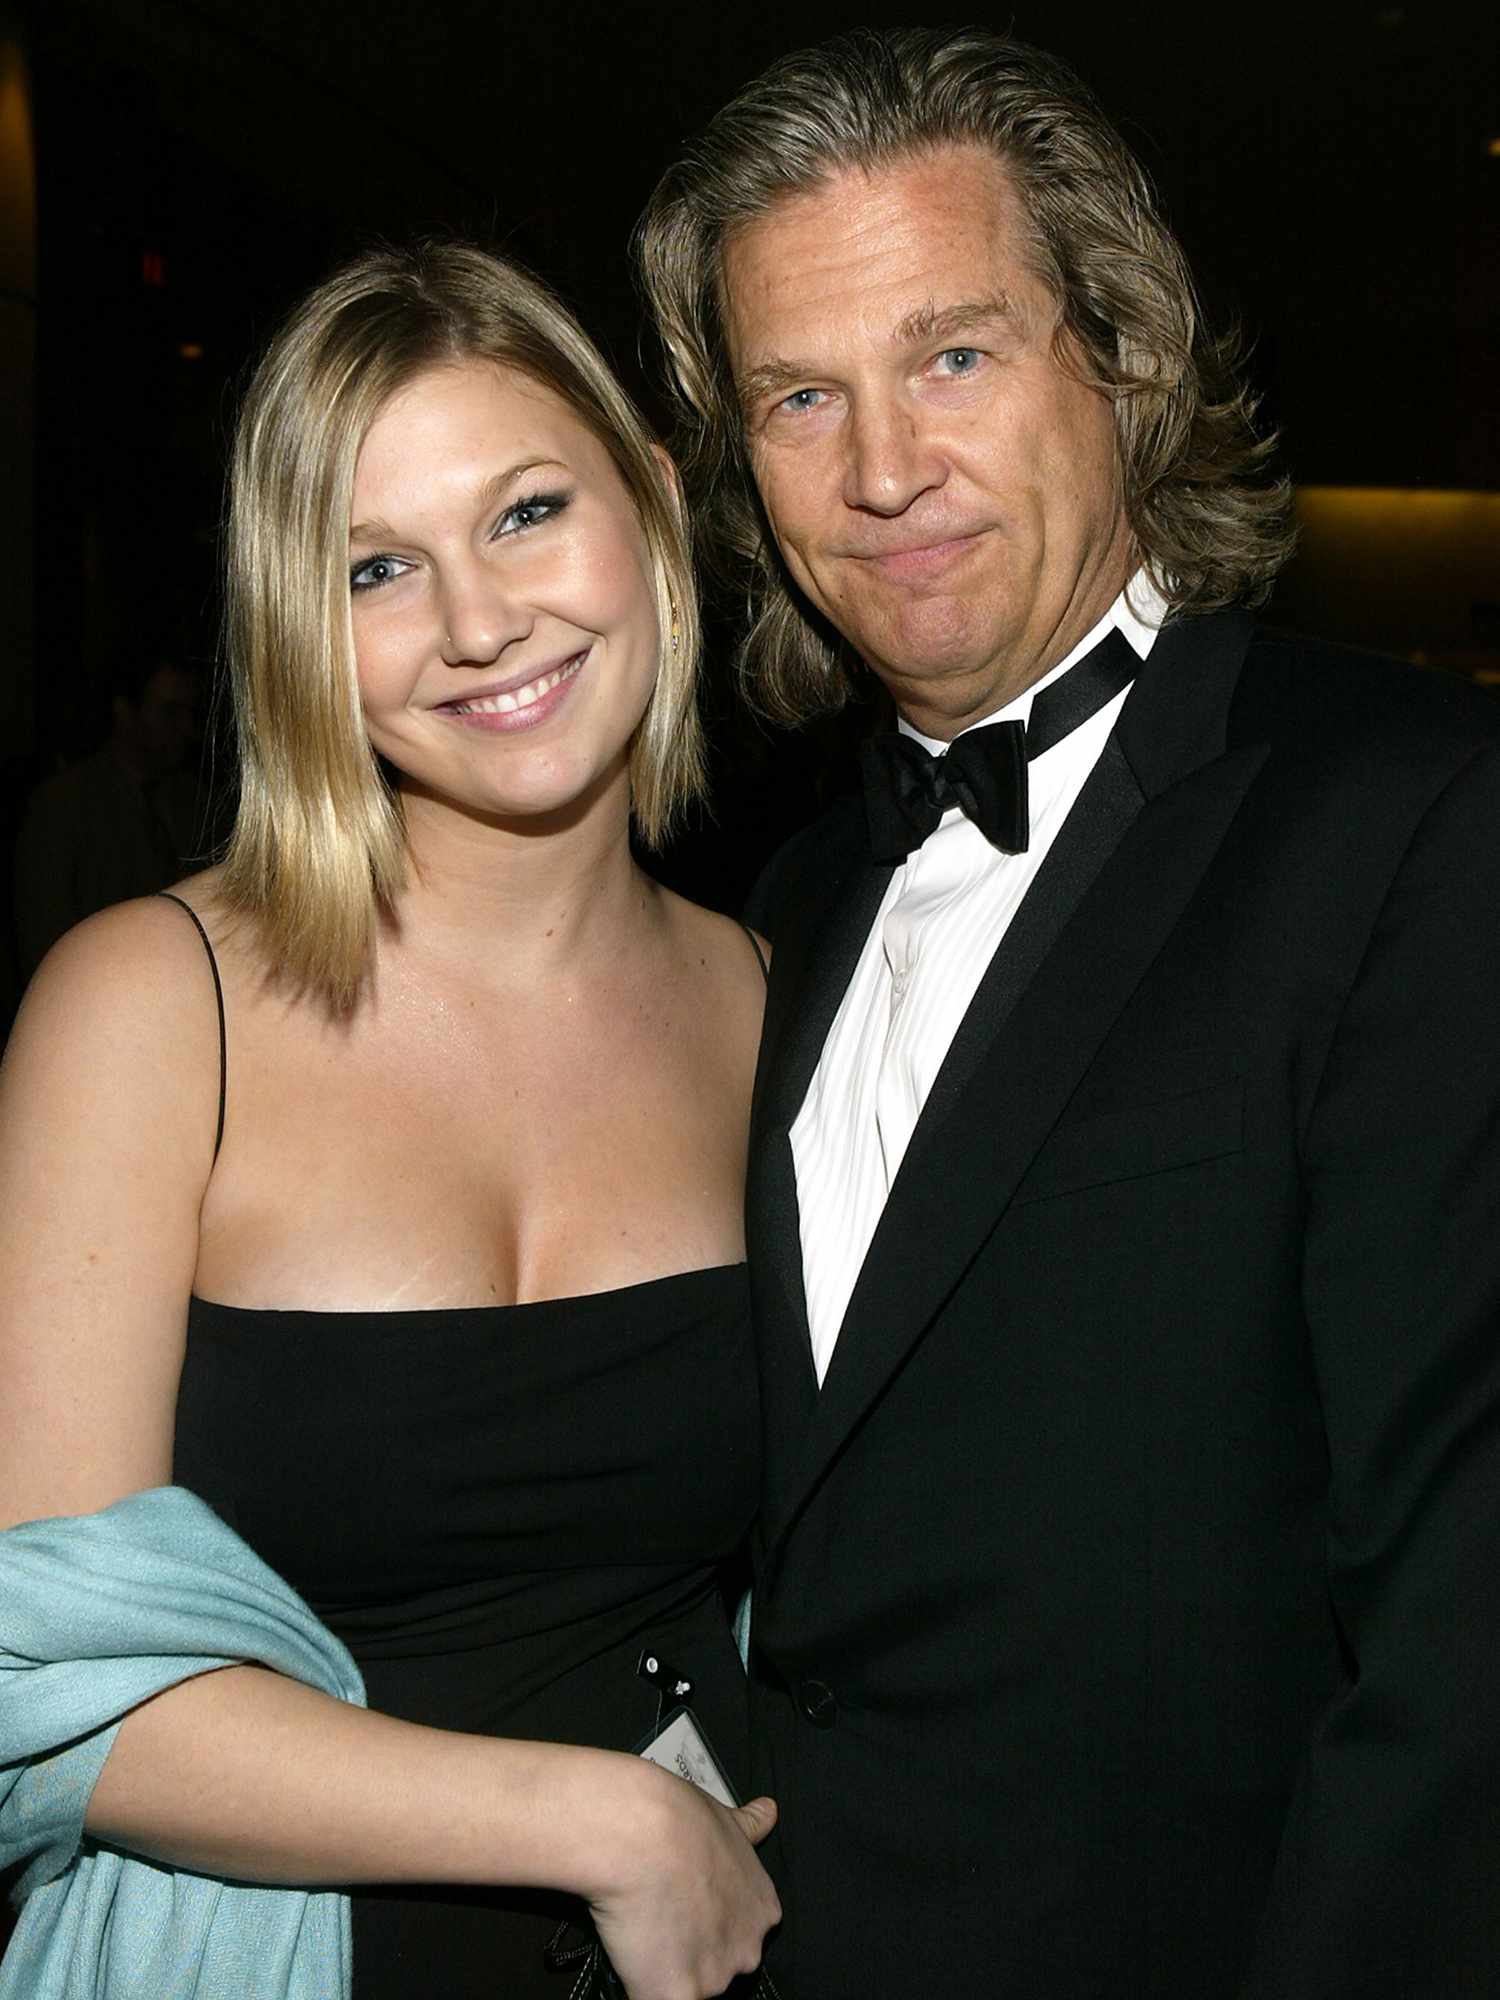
[0,1486,365,1997]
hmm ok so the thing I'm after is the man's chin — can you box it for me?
[866,634,1023,720]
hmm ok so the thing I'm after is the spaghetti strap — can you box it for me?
[157,892,227,1164]
[743,925,769,983]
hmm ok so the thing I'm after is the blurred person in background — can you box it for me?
[12,645,203,977]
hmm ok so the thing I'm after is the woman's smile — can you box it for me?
[436,648,590,729]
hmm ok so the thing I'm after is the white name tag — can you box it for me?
[636,1705,738,1809]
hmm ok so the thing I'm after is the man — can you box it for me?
[638,27,1500,1998]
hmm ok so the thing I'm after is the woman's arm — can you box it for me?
[0,900,778,1996]
[86,1664,775,1983]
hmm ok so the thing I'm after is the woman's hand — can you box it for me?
[588,1761,780,2000]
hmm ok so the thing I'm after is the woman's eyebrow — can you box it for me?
[348,459,569,544]
[348,513,398,548]
[475,457,569,506]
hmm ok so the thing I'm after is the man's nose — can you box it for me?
[439,566,532,666]
[842,397,946,516]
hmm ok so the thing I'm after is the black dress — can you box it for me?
[172,1264,759,1996]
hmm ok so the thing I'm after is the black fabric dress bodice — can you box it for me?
[172,1262,759,1997]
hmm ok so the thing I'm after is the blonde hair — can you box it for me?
[221,241,704,1006]
[636,26,1296,727]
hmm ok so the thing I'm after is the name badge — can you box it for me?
[636,1704,739,1807]
[633,1647,739,1807]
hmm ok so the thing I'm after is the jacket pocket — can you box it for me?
[1010,1078,1244,1205]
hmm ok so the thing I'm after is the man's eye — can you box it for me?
[779,388,825,416]
[349,554,410,593]
[936,347,982,376]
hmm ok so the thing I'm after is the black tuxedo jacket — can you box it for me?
[743,613,1500,1998]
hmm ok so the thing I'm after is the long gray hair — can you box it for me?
[637,26,1294,726]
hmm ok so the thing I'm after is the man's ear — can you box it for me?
[650,442,685,520]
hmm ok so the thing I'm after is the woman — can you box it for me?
[0,243,778,1997]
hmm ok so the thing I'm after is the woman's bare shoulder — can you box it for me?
[657,891,771,990]
[0,883,237,1524]
[20,886,209,1013]
[0,877,248,1178]
[8,876,240,1054]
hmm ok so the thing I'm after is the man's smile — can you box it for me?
[852,530,990,583]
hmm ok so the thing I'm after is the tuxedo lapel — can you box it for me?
[748,833,894,1487]
[754,845,892,1143]
[760,610,1265,1556]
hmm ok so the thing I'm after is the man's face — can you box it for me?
[722,145,1134,738]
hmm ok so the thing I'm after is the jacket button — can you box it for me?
[798,1678,837,1727]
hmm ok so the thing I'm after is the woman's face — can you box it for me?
[347,358,662,829]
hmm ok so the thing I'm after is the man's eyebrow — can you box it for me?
[893,293,1023,347]
[736,359,817,418]
[735,293,1026,419]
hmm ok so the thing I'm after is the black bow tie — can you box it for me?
[860,628,1139,863]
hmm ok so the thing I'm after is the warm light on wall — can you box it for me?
[0,28,37,297]
[1283,488,1500,665]
[1295,485,1500,543]
[0,11,35,757]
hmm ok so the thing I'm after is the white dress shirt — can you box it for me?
[790,576,1166,1385]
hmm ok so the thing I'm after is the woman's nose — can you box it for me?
[439,568,532,666]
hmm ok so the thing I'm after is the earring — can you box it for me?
[669,604,680,656]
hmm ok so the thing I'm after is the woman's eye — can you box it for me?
[349,554,411,593]
[496,491,568,536]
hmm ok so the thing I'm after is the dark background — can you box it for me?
[1,0,1498,955]
[0,0,1495,1941]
